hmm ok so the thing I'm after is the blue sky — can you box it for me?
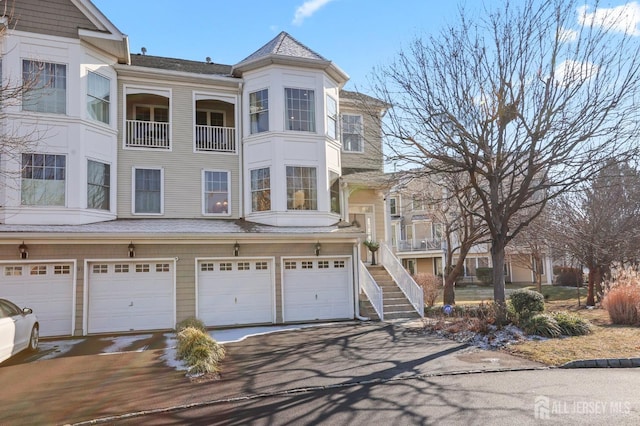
[91,0,462,91]
[92,1,638,92]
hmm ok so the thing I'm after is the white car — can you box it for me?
[0,298,39,364]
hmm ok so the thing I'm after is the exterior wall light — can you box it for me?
[234,241,240,257]
[19,242,28,259]
[128,242,135,258]
[315,241,321,256]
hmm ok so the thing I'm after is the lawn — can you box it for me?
[431,284,640,366]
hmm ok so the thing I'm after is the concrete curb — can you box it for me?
[560,358,640,368]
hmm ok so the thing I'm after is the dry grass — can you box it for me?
[506,300,640,365]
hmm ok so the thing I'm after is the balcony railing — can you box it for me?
[195,125,236,153]
[397,238,442,252]
[126,120,170,149]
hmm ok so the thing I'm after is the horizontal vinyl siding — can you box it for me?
[14,0,99,38]
[117,80,241,219]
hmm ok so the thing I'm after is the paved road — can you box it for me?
[114,369,640,425]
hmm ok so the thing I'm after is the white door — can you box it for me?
[282,258,353,322]
[87,261,174,334]
[0,263,74,337]
[197,259,274,327]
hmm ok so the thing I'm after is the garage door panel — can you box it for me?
[198,260,273,327]
[88,262,174,334]
[282,258,353,322]
[0,263,74,337]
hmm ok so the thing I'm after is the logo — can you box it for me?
[535,395,550,420]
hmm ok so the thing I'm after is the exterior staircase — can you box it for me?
[361,265,421,320]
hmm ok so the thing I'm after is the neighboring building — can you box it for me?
[387,172,553,285]
[0,0,410,337]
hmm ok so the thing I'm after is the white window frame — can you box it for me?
[21,153,66,206]
[87,159,111,211]
[22,59,67,114]
[286,165,318,211]
[249,88,269,134]
[341,114,363,152]
[131,167,164,215]
[202,169,231,216]
[285,87,316,133]
[389,196,399,216]
[250,167,271,212]
[326,95,337,139]
[87,71,110,124]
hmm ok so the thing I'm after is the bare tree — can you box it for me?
[368,0,640,309]
[509,211,552,292]
[550,161,640,305]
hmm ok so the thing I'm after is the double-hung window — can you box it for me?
[87,160,110,210]
[21,153,66,206]
[326,95,337,139]
[341,114,363,152]
[250,167,271,212]
[203,170,230,215]
[22,60,67,114]
[285,88,315,132]
[287,166,317,210]
[87,71,110,124]
[133,168,163,214]
[249,89,269,133]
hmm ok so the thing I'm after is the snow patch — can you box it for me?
[99,334,153,354]
[37,339,85,361]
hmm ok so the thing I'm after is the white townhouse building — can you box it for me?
[0,0,422,337]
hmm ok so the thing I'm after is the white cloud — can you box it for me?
[578,2,640,36]
[292,0,335,26]
[554,59,599,86]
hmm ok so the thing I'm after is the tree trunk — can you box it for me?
[443,261,465,305]
[536,272,542,293]
[587,266,602,306]
[491,238,507,305]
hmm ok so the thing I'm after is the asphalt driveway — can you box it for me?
[0,321,543,425]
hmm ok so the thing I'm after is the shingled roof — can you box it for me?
[129,54,233,76]
[237,31,327,65]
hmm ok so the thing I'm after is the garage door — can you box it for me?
[198,259,274,327]
[282,258,353,322]
[0,262,74,337]
[87,261,174,334]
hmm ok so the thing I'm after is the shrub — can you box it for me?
[176,317,207,333]
[510,289,545,318]
[522,313,561,338]
[551,311,592,336]
[475,267,493,286]
[553,267,583,287]
[413,272,441,307]
[176,327,226,375]
[602,264,640,325]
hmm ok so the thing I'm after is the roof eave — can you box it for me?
[232,54,349,84]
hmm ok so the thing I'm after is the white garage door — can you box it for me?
[87,261,174,334]
[198,259,274,327]
[282,258,353,322]
[0,263,74,337]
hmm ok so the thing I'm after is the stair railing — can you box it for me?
[379,242,424,317]
[359,260,384,320]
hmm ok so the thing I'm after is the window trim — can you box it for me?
[286,165,318,211]
[285,87,316,133]
[21,153,67,206]
[87,70,111,125]
[249,88,269,134]
[341,113,364,153]
[131,166,164,215]
[250,167,271,212]
[22,59,67,115]
[87,159,111,211]
[202,169,231,216]
[326,95,337,140]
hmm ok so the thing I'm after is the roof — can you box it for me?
[0,219,362,239]
[129,54,233,76]
[237,32,327,64]
[341,171,394,190]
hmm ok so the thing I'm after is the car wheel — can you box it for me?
[28,325,39,352]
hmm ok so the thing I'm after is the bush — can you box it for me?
[602,264,640,325]
[510,289,545,318]
[522,313,561,338]
[176,317,207,333]
[475,267,493,286]
[413,272,441,307]
[553,267,583,287]
[176,327,226,375]
[551,311,592,336]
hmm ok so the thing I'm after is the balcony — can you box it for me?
[195,125,236,153]
[126,120,170,149]
[397,238,442,252]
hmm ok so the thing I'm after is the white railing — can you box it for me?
[359,260,384,320]
[195,125,236,153]
[126,120,170,149]
[397,238,442,252]
[379,242,424,317]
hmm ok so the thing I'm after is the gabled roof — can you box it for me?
[232,31,349,84]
